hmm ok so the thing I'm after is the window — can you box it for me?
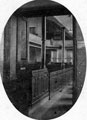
[29,27,37,35]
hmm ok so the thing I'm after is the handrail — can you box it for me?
[50,67,73,76]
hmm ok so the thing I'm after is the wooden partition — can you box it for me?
[31,67,73,104]
[32,68,49,104]
[50,67,73,93]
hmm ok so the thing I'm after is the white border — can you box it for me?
[0,0,87,120]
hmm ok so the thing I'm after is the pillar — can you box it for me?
[72,16,77,104]
[51,51,53,62]
[26,20,30,63]
[41,16,46,68]
[56,49,59,63]
[62,27,65,69]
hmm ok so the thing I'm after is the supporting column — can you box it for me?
[41,16,46,68]
[51,51,53,62]
[56,49,59,63]
[73,16,77,104]
[62,27,65,69]
[26,20,30,63]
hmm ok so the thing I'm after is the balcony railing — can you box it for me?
[29,33,73,48]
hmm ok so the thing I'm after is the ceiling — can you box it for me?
[14,0,71,17]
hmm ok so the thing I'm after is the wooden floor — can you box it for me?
[28,81,73,120]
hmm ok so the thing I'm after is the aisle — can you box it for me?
[28,82,73,120]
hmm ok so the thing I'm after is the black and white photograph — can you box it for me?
[0,0,86,120]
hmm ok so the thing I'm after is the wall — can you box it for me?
[28,17,42,37]
[10,16,17,80]
[3,15,17,81]
[51,49,73,63]
[76,22,86,97]
[4,15,28,81]
[3,18,10,81]
[0,33,4,77]
[66,50,73,63]
[17,17,27,63]
[30,46,41,63]
[3,16,43,81]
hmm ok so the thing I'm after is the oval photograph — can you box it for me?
[0,0,86,119]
